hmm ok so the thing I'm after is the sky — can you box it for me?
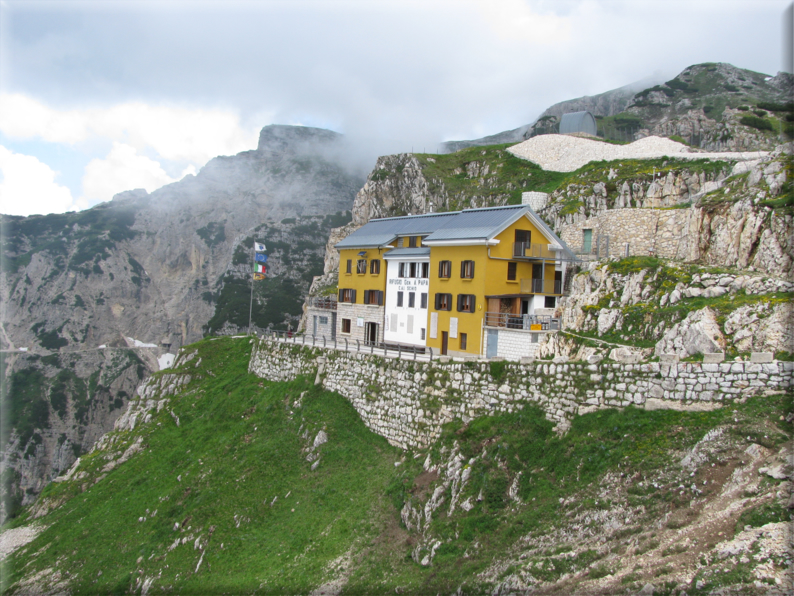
[0,0,790,217]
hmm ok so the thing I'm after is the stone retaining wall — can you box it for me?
[249,338,794,450]
[559,207,699,259]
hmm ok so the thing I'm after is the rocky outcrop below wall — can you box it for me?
[249,338,793,450]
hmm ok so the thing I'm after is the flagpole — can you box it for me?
[248,242,255,335]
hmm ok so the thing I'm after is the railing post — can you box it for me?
[323,336,326,348]
[344,338,348,351]
[398,344,402,360]
[414,346,417,361]
[428,347,433,361]
[356,339,360,352]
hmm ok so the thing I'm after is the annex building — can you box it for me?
[323,204,575,360]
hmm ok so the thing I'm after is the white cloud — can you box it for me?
[81,142,193,204]
[473,0,571,44]
[0,146,77,216]
[0,93,260,165]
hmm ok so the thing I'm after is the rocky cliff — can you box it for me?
[0,125,364,522]
[442,63,792,152]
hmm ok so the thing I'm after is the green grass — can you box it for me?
[5,336,791,594]
[414,144,568,210]
[4,337,405,594]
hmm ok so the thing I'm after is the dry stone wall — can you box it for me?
[249,338,793,450]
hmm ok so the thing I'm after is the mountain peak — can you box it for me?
[257,124,343,153]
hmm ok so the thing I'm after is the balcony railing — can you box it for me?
[519,278,563,295]
[512,242,559,259]
[484,312,560,331]
[307,297,338,310]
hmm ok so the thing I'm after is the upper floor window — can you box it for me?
[356,259,367,274]
[438,260,451,279]
[420,293,428,309]
[346,259,352,274]
[370,259,381,275]
[435,293,452,311]
[408,292,416,308]
[409,262,417,278]
[421,262,429,278]
[408,236,418,248]
[507,261,517,281]
[339,288,356,303]
[457,294,476,313]
[397,291,404,307]
[461,260,475,279]
[398,262,407,278]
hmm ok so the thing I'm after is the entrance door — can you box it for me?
[313,315,318,336]
[486,329,498,358]
[532,263,543,293]
[583,229,593,253]
[365,322,378,345]
[441,331,448,355]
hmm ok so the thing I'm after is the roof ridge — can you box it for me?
[459,204,527,213]
[369,211,460,223]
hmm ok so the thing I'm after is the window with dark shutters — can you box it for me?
[461,260,475,279]
[435,293,452,311]
[439,260,451,278]
[346,259,352,274]
[370,259,380,274]
[457,294,475,313]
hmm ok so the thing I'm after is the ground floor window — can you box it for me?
[341,318,351,333]
[460,333,468,350]
[545,296,556,308]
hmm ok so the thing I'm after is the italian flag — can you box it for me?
[255,263,267,274]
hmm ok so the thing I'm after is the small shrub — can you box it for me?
[753,110,768,117]
[739,115,773,131]
[737,106,749,111]
[589,563,613,579]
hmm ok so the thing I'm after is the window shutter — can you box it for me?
[339,289,344,302]
[457,294,463,312]
[469,262,474,278]
[351,289,357,303]
[470,295,476,312]
[364,290,370,304]
[435,293,441,309]
[378,291,384,306]
[460,261,465,277]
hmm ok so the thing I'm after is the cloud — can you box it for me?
[474,0,571,43]
[0,93,260,164]
[81,142,195,205]
[0,146,77,216]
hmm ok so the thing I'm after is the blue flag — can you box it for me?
[255,253,268,263]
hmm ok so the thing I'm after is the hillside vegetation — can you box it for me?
[3,337,790,595]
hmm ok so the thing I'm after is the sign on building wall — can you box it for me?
[449,317,458,339]
[357,318,364,327]
[430,312,438,339]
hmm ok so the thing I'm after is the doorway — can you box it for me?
[486,329,498,358]
[441,331,448,355]
[365,322,378,345]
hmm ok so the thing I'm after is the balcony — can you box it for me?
[519,278,562,295]
[307,296,338,310]
[512,242,559,259]
[484,312,560,330]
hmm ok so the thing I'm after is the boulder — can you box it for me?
[654,307,726,358]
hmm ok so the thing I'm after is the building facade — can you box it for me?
[334,205,574,359]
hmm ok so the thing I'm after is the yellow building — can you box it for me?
[333,205,574,359]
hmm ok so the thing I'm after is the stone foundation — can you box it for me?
[249,338,793,450]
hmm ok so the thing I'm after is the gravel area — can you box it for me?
[507,134,769,172]
[0,525,42,562]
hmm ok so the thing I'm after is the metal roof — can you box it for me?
[424,205,527,242]
[334,212,457,249]
[335,204,574,261]
[559,111,597,136]
[382,247,431,259]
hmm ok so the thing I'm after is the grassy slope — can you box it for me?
[3,337,791,594]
